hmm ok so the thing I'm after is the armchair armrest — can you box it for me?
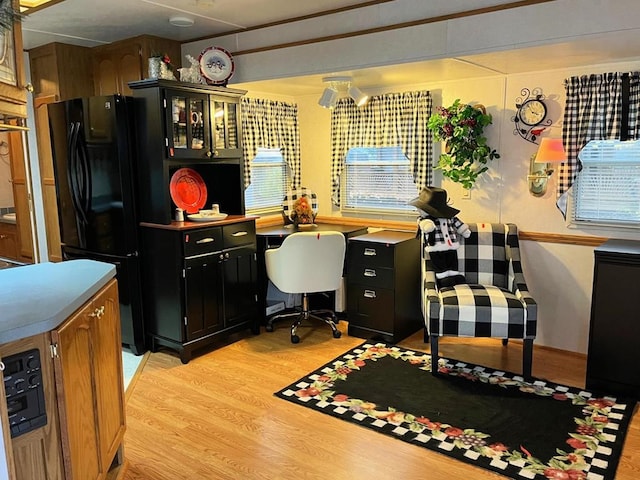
[505,224,537,331]
[420,241,441,323]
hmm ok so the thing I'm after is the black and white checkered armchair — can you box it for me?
[422,223,537,377]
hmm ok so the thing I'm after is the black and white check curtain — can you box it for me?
[559,72,640,216]
[330,90,432,206]
[240,98,301,188]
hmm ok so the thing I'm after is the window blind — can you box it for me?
[244,148,290,214]
[574,140,640,226]
[341,146,417,213]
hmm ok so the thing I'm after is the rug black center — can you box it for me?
[275,343,635,480]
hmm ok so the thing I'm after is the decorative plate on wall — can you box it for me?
[198,46,235,85]
[169,168,208,213]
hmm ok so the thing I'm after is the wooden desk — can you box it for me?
[256,223,368,324]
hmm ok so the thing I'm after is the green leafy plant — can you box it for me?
[427,99,500,189]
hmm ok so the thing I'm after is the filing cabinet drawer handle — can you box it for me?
[364,269,376,277]
[364,248,377,256]
[232,231,248,237]
[363,290,376,299]
[196,238,215,244]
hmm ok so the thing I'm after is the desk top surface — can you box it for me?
[257,223,367,237]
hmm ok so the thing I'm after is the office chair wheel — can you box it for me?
[332,330,342,339]
[291,334,300,344]
[265,324,274,332]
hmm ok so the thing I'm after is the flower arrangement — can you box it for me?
[149,53,176,80]
[291,196,315,225]
[427,99,500,189]
[151,52,174,70]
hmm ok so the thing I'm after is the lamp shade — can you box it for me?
[535,138,567,163]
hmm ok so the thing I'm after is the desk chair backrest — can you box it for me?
[265,231,346,294]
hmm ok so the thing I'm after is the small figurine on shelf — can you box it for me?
[291,196,315,226]
[178,54,207,84]
[409,186,471,288]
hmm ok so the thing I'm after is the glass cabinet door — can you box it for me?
[166,91,211,159]
[210,100,241,158]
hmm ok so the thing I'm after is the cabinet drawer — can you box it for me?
[223,221,255,249]
[348,265,394,289]
[183,227,222,257]
[348,242,395,268]
[347,285,394,331]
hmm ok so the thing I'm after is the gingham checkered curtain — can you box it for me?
[330,90,432,205]
[240,98,301,188]
[559,72,640,216]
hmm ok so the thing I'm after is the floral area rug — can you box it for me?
[275,342,635,480]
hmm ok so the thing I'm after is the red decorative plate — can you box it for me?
[169,168,207,213]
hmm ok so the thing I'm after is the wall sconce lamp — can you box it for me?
[528,138,567,196]
[318,76,369,109]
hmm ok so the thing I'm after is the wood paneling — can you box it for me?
[7,129,34,261]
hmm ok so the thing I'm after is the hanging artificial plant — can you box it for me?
[0,0,22,32]
[427,99,500,189]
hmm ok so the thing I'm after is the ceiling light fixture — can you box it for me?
[318,75,369,109]
[348,84,369,107]
[169,16,195,27]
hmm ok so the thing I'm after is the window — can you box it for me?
[572,140,640,227]
[244,148,290,214]
[341,146,417,213]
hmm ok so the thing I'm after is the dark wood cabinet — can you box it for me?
[129,79,247,224]
[586,239,640,398]
[141,218,259,363]
[347,230,422,343]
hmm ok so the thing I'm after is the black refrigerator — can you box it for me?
[48,95,145,355]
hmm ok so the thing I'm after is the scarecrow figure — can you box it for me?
[409,187,471,288]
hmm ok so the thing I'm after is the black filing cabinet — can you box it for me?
[586,239,640,397]
[347,230,421,343]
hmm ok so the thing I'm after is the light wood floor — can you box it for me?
[122,322,640,480]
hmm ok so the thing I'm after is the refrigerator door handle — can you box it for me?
[67,122,87,225]
[76,123,92,216]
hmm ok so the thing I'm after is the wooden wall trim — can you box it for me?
[256,214,608,247]
[518,231,607,247]
[225,0,555,57]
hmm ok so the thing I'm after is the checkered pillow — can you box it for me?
[421,223,537,340]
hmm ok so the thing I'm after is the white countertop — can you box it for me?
[0,260,116,344]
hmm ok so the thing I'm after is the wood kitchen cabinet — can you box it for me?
[0,222,18,260]
[0,278,125,479]
[93,35,181,96]
[347,230,422,343]
[29,42,94,262]
[129,79,247,225]
[140,219,259,363]
[586,239,640,398]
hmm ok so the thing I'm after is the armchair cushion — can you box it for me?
[422,222,537,340]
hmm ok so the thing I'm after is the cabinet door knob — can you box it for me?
[206,151,213,157]
[89,306,105,318]
[0,234,7,239]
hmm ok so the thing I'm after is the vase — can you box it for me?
[148,57,162,79]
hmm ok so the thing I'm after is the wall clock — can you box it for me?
[512,88,552,144]
[198,46,235,86]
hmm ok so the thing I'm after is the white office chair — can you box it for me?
[264,231,346,343]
